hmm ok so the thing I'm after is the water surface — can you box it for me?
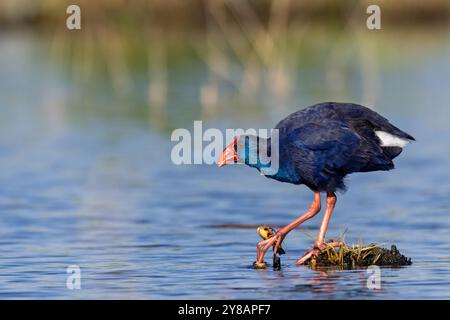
[0,29,450,299]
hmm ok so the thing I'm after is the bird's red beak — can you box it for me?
[217,139,238,167]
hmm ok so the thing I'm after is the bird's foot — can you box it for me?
[295,241,345,266]
[256,232,285,264]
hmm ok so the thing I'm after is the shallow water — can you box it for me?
[1,29,450,299]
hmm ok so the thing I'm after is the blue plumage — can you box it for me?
[217,102,416,265]
[241,102,415,192]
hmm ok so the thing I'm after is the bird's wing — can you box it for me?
[284,121,392,175]
[286,121,359,152]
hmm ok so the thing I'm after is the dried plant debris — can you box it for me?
[305,243,412,269]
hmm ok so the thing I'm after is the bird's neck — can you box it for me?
[243,136,275,175]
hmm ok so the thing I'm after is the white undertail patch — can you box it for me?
[375,131,410,148]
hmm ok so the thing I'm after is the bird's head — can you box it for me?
[217,135,263,168]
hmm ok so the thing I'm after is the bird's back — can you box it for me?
[272,102,414,192]
[276,102,413,139]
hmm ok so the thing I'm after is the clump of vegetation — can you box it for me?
[305,242,412,269]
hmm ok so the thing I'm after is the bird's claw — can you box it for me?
[256,232,284,264]
[272,233,285,255]
[295,248,317,266]
[295,241,345,266]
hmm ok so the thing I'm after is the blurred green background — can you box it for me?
[1,0,449,133]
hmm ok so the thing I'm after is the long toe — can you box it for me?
[295,249,316,266]
[296,241,345,266]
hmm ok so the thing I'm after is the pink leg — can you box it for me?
[314,192,336,249]
[256,192,321,264]
[296,192,344,266]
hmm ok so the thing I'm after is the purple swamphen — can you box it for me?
[217,102,414,266]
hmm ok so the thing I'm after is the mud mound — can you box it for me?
[305,244,412,269]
